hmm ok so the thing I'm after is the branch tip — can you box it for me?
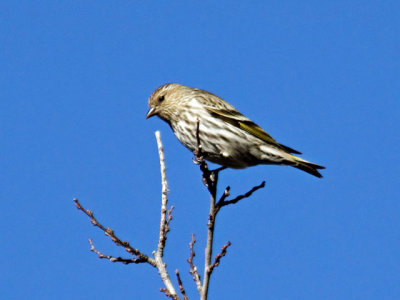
[209,241,232,274]
[175,270,189,300]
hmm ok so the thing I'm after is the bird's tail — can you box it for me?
[284,154,325,178]
[290,155,325,178]
[258,145,325,177]
[294,161,325,178]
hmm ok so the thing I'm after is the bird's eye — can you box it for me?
[158,95,165,102]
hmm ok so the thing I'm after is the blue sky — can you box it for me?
[1,1,399,299]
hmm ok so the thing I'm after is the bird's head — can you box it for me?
[146,83,186,121]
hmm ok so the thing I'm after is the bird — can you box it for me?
[146,83,325,178]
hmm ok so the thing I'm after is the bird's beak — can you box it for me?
[146,107,157,119]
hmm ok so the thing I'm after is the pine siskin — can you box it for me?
[146,83,325,178]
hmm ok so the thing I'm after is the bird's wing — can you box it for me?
[204,106,279,146]
[204,106,301,154]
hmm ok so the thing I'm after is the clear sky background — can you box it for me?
[1,1,399,299]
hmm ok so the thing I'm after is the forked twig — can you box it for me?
[75,124,265,300]
[193,119,266,300]
[74,198,156,266]
[216,181,266,211]
[74,131,181,299]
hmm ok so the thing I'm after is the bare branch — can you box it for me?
[201,177,217,300]
[74,132,181,299]
[88,239,146,264]
[75,123,265,299]
[187,234,202,294]
[74,198,108,232]
[192,121,266,300]
[217,181,266,208]
[175,270,189,300]
[194,117,203,163]
[209,241,231,274]
[154,131,179,299]
[156,131,169,256]
[74,198,156,267]
[193,118,215,189]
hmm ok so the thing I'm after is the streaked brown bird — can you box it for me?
[146,83,324,177]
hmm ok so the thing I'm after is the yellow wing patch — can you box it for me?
[238,121,279,146]
[205,106,280,147]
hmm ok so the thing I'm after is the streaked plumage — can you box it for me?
[146,83,325,177]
